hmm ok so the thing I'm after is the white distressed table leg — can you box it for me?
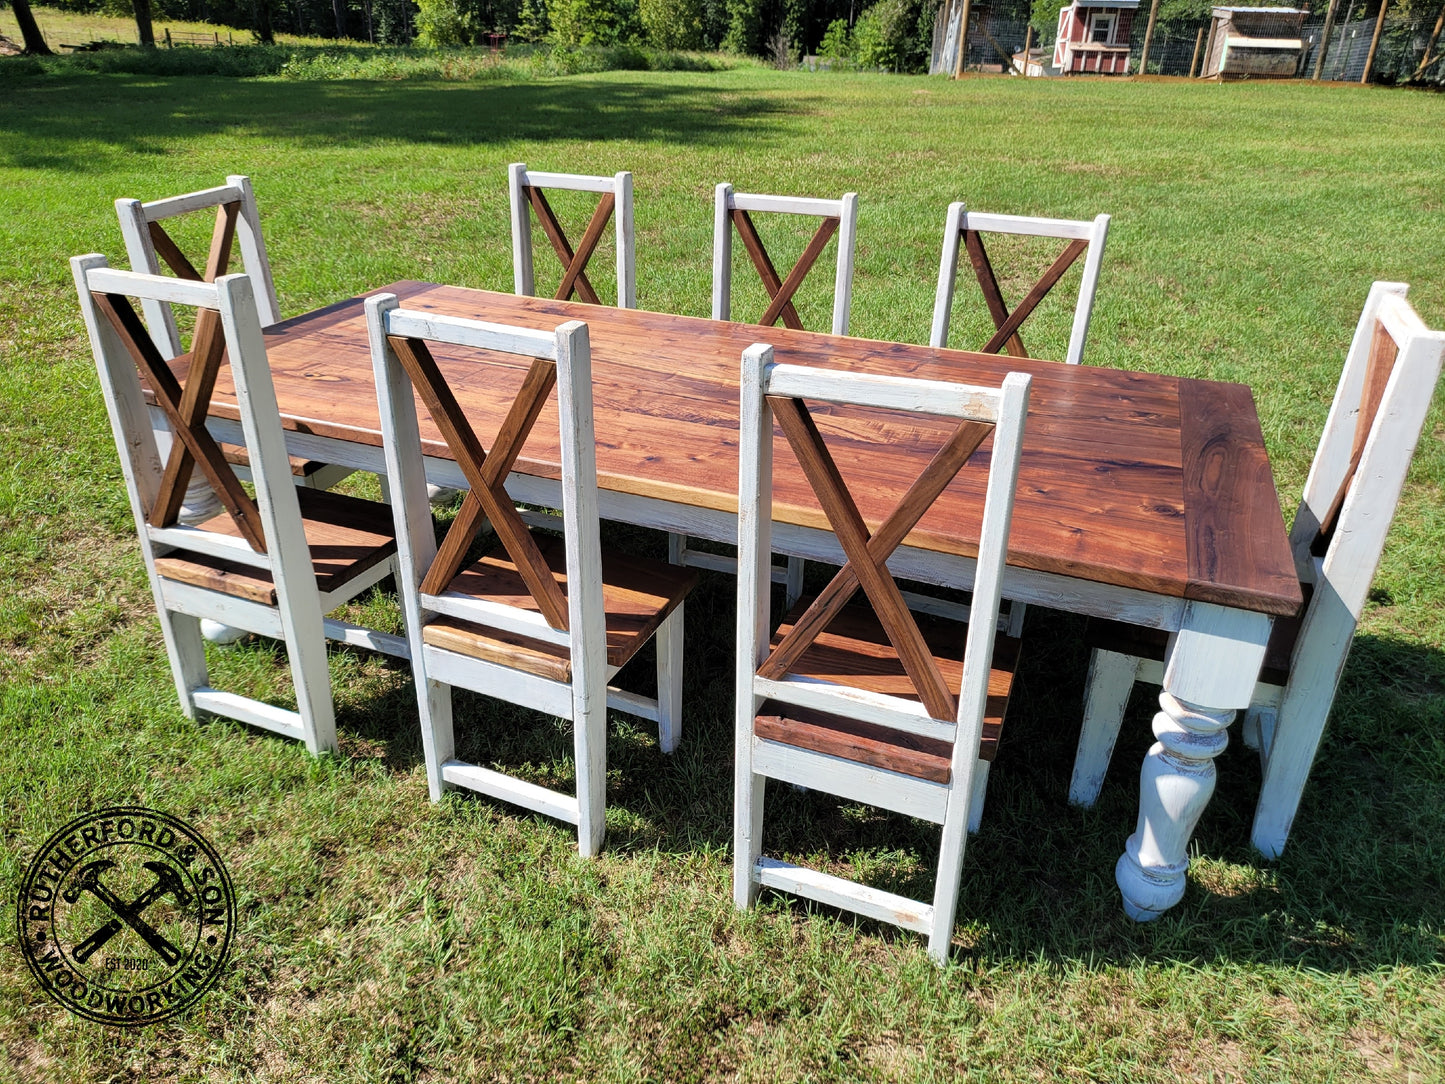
[1115,601,1271,921]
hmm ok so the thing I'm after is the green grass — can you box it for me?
[2,62,1444,1082]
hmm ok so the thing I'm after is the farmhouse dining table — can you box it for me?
[157,280,1303,921]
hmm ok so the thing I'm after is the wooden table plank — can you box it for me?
[180,281,1298,618]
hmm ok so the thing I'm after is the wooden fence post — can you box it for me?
[1361,0,1389,82]
[954,0,973,76]
[1189,25,1204,76]
[1415,2,1445,79]
[1313,0,1340,78]
[1138,0,1162,74]
[1020,24,1033,73]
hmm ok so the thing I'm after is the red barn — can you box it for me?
[1053,0,1139,74]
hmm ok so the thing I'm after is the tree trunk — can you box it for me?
[254,0,275,43]
[11,0,55,55]
[133,0,157,46]
[332,0,348,38]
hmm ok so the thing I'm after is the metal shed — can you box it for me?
[1202,7,1309,78]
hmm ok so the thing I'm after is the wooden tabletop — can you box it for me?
[200,281,1300,618]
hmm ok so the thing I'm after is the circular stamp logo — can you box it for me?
[15,807,235,1027]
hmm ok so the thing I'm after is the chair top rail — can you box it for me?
[516,169,623,194]
[86,265,222,309]
[1376,288,1434,344]
[385,307,562,358]
[957,209,1106,241]
[727,192,852,217]
[764,361,1005,422]
[136,184,245,222]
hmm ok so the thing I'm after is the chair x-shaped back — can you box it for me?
[88,284,267,552]
[116,175,279,361]
[509,164,636,309]
[932,204,1110,366]
[713,186,858,336]
[383,332,569,628]
[756,386,996,723]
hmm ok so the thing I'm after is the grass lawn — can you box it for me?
[0,5,331,49]
[1,59,1443,1082]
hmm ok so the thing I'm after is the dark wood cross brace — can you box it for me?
[961,229,1089,358]
[756,396,996,723]
[89,199,269,549]
[385,335,571,631]
[524,186,616,305]
[730,208,840,331]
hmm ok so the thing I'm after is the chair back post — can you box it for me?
[732,340,776,908]
[929,202,968,350]
[1065,213,1110,366]
[509,162,536,297]
[554,318,609,853]
[712,183,734,322]
[225,175,281,328]
[831,192,859,336]
[1289,281,1408,573]
[612,171,636,309]
[115,199,183,359]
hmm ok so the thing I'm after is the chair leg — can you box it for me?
[928,786,973,966]
[1250,697,1324,861]
[158,609,208,720]
[1005,601,1026,639]
[415,676,456,803]
[784,556,804,608]
[966,759,991,834]
[1070,648,1138,807]
[733,768,766,910]
[573,692,608,859]
[285,628,337,756]
[655,605,684,754]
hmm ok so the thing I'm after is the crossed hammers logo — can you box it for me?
[61,859,193,967]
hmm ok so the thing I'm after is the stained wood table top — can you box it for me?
[189,281,1301,618]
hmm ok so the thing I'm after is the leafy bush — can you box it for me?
[818,16,850,59]
[415,0,474,46]
[850,0,926,71]
[547,0,643,45]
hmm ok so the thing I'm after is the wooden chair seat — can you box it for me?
[1088,584,1311,690]
[221,441,327,479]
[755,599,1021,781]
[154,487,396,605]
[422,536,698,682]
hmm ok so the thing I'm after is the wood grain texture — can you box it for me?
[423,536,698,680]
[1177,379,1298,614]
[153,487,396,605]
[756,600,1020,775]
[169,282,1299,617]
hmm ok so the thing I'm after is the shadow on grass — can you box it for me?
[0,71,794,173]
[327,514,1445,974]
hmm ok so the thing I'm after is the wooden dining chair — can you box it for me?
[671,185,861,601]
[931,203,1110,366]
[1071,282,1445,859]
[732,344,1030,964]
[365,294,697,857]
[71,256,403,755]
[509,163,635,309]
[116,175,354,499]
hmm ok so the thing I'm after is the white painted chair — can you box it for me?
[71,256,403,755]
[509,163,635,308]
[671,185,861,601]
[732,344,1030,964]
[115,175,353,498]
[931,203,1110,366]
[1071,282,1445,859]
[365,294,697,857]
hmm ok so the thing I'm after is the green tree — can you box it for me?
[416,0,473,43]
[132,0,156,45]
[8,0,55,53]
[549,0,641,44]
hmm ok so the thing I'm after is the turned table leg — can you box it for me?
[1115,601,1271,921]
